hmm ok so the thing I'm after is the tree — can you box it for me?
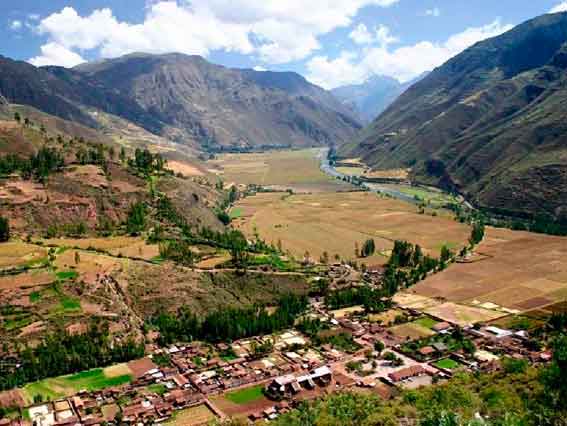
[541,334,567,411]
[119,147,126,164]
[14,112,21,123]
[0,216,9,242]
[320,251,329,264]
[74,251,81,265]
[440,245,453,265]
[126,202,147,236]
[361,239,376,258]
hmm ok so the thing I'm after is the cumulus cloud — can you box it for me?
[425,7,441,17]
[550,1,567,13]
[9,20,22,31]
[29,42,86,68]
[29,0,400,67]
[350,23,398,47]
[307,19,513,89]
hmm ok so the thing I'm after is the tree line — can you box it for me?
[0,321,144,392]
[0,147,64,182]
[149,293,308,345]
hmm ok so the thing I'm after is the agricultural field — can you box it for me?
[388,322,436,340]
[22,366,133,404]
[233,191,471,264]
[164,404,218,426]
[409,227,567,313]
[335,166,366,176]
[368,184,460,208]
[207,149,352,192]
[394,294,506,327]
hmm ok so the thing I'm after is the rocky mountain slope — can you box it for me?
[341,12,567,220]
[332,74,426,123]
[0,53,361,152]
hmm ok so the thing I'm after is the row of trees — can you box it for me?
[128,148,167,177]
[325,286,392,313]
[149,293,308,345]
[0,147,64,182]
[0,321,144,392]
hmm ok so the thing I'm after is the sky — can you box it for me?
[1,0,567,89]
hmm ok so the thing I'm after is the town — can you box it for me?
[0,259,556,426]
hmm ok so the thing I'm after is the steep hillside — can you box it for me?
[0,53,361,153]
[332,74,426,123]
[74,53,361,149]
[341,12,567,220]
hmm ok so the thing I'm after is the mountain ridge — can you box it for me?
[340,11,567,220]
[0,53,362,152]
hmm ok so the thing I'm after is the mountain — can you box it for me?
[0,53,361,152]
[332,74,426,123]
[341,12,567,220]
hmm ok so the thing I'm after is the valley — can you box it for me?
[0,6,567,426]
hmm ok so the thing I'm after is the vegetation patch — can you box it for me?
[55,270,78,281]
[23,369,132,403]
[434,358,461,370]
[225,385,265,405]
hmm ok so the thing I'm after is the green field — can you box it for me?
[225,385,265,404]
[229,207,243,219]
[434,358,461,370]
[56,270,79,280]
[413,317,439,330]
[23,368,132,403]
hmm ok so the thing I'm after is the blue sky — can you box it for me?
[2,0,566,88]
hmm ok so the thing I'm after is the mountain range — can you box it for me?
[341,11,567,220]
[332,74,426,123]
[0,53,361,152]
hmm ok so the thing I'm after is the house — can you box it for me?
[388,365,428,383]
[432,322,452,333]
[419,346,435,357]
[432,343,448,352]
[485,326,513,339]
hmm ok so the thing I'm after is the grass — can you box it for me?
[23,368,132,403]
[29,291,42,303]
[434,358,461,370]
[147,383,168,396]
[56,270,79,281]
[229,207,243,219]
[225,385,265,405]
[59,295,81,312]
[413,317,439,330]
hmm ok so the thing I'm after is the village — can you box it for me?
[0,260,554,426]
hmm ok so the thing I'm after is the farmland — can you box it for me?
[207,149,353,192]
[409,227,567,313]
[22,367,133,404]
[232,191,470,264]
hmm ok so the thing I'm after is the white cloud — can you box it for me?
[253,65,267,71]
[307,19,513,89]
[10,20,22,31]
[350,24,375,44]
[29,42,86,68]
[349,23,397,47]
[550,1,567,13]
[425,7,441,17]
[29,0,400,67]
[27,14,40,21]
